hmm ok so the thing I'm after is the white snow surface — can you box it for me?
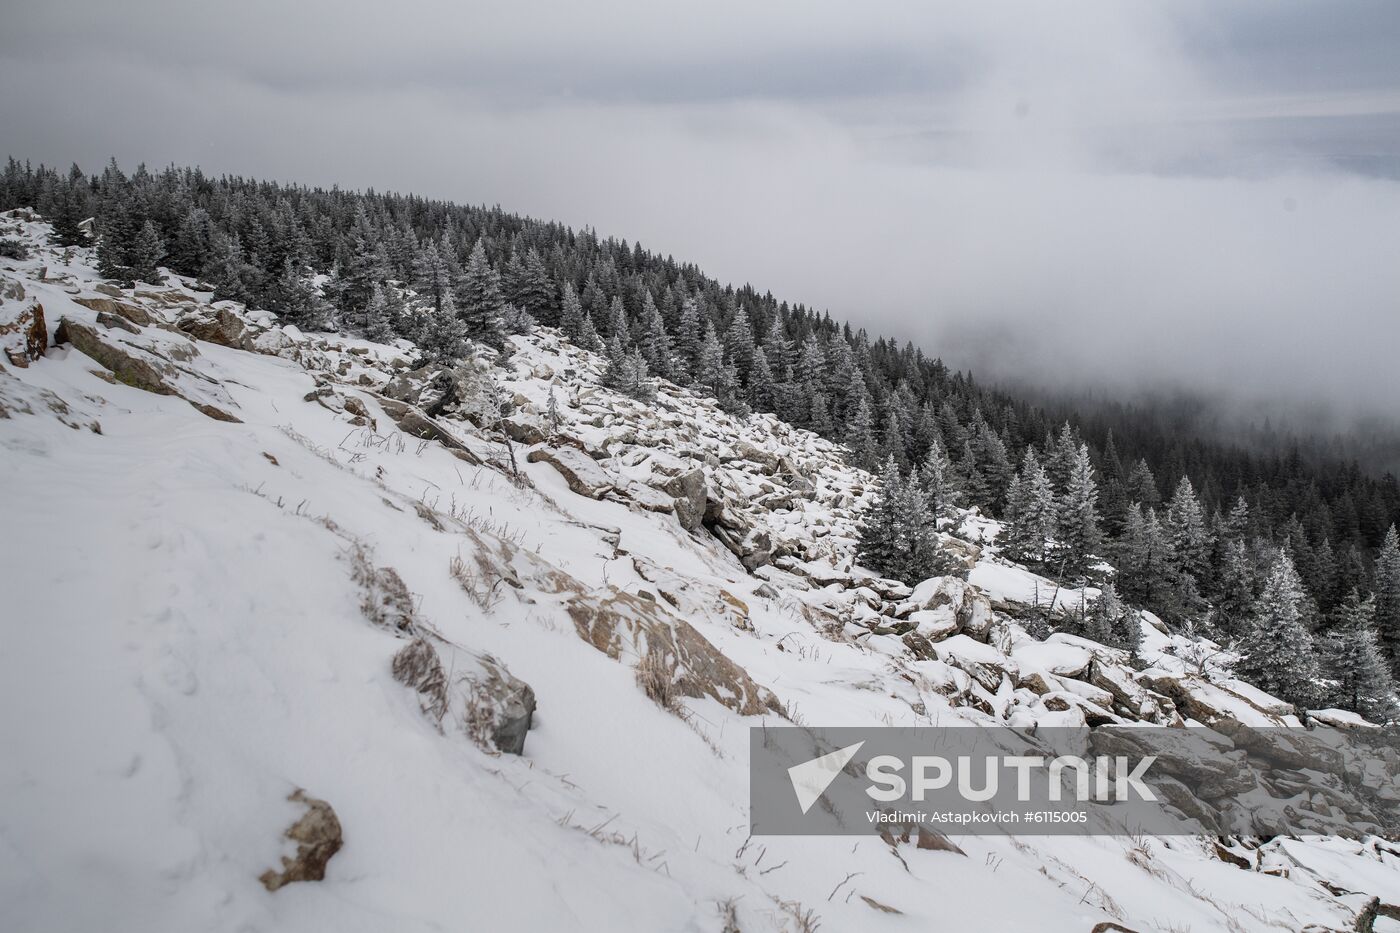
[1,211,1395,932]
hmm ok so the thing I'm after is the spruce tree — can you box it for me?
[420,293,471,362]
[1238,550,1323,708]
[747,345,776,413]
[1003,449,1055,565]
[1166,476,1213,587]
[857,457,907,580]
[559,282,584,343]
[920,434,960,518]
[724,305,755,382]
[457,240,505,347]
[1056,443,1102,578]
[845,396,878,471]
[1319,590,1397,722]
[1376,525,1400,671]
[359,284,394,341]
[128,219,165,284]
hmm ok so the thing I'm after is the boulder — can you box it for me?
[500,414,547,445]
[177,306,253,349]
[567,590,782,716]
[658,468,708,531]
[374,396,480,461]
[712,525,772,572]
[1,300,45,368]
[907,608,959,641]
[56,317,176,396]
[259,789,344,892]
[527,445,615,499]
[896,576,994,640]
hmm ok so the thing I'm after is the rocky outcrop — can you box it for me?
[178,305,254,349]
[527,445,615,499]
[567,590,782,716]
[374,396,480,461]
[259,789,344,892]
[659,468,707,530]
[1,299,45,367]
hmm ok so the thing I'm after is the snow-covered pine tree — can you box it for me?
[845,396,878,471]
[724,305,755,382]
[128,219,165,284]
[1166,476,1213,587]
[605,296,630,345]
[636,291,674,380]
[360,283,394,341]
[1056,443,1102,578]
[577,311,602,352]
[747,345,776,413]
[1085,582,1137,653]
[559,282,584,343]
[414,241,454,316]
[267,258,328,330]
[420,292,471,362]
[1237,549,1322,708]
[1003,449,1056,565]
[457,240,505,347]
[673,297,702,381]
[858,457,907,581]
[1319,589,1397,722]
[919,434,960,518]
[1376,524,1400,671]
[1214,537,1256,638]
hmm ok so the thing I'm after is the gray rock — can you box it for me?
[659,468,707,530]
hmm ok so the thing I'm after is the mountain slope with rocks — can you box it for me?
[2,209,1398,932]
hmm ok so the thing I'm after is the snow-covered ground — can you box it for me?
[2,210,1397,932]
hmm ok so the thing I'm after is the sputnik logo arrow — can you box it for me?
[787,741,864,814]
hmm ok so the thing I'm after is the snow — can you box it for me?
[0,211,1391,932]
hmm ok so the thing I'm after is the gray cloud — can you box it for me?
[3,0,1398,417]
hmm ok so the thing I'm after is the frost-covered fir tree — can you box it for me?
[637,291,674,380]
[576,311,602,352]
[457,240,505,347]
[128,219,165,284]
[414,241,454,316]
[1319,590,1397,722]
[559,282,584,344]
[1214,537,1256,638]
[1055,443,1102,578]
[1085,582,1138,654]
[419,292,471,362]
[1166,477,1213,587]
[747,345,776,413]
[919,434,960,518]
[359,283,394,341]
[673,297,702,380]
[844,396,878,471]
[1003,449,1056,565]
[546,384,562,438]
[267,258,328,330]
[1237,549,1322,708]
[857,458,955,584]
[858,457,907,580]
[604,296,630,344]
[724,305,755,382]
[602,339,655,402]
[1376,525,1400,672]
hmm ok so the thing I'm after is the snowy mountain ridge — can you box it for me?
[2,208,1398,932]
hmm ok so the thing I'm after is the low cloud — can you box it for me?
[2,0,1397,418]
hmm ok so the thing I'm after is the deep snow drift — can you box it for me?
[2,210,1397,932]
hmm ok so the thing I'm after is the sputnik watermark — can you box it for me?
[862,754,1157,803]
[750,725,1400,836]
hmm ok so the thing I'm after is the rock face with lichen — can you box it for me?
[567,590,783,717]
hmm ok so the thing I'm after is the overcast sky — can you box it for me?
[3,1,1398,415]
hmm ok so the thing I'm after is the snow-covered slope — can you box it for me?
[2,209,1397,932]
